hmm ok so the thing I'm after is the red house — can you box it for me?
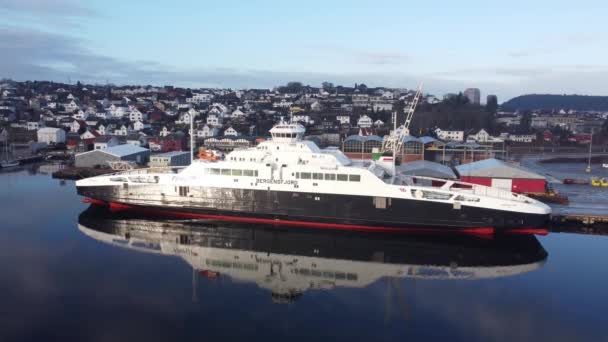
[149,133,186,152]
[456,158,546,193]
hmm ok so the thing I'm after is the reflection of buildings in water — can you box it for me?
[77,208,548,302]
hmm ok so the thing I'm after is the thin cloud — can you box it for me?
[0,0,97,17]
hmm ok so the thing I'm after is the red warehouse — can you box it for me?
[455,158,546,193]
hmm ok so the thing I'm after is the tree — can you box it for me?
[278,82,303,94]
[321,82,334,91]
[486,95,498,114]
[519,111,532,133]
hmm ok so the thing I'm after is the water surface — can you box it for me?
[1,166,607,342]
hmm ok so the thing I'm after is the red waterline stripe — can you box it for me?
[99,200,497,236]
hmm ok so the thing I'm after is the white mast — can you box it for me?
[190,111,194,164]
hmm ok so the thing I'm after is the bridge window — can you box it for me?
[232,169,242,176]
[313,173,323,180]
[301,172,311,179]
[337,174,348,181]
[349,175,361,182]
[244,170,254,177]
[221,169,231,176]
[209,168,220,175]
[324,173,336,181]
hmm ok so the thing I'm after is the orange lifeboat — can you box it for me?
[197,148,221,161]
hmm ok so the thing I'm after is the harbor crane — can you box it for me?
[381,83,423,155]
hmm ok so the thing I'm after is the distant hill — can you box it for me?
[502,94,608,111]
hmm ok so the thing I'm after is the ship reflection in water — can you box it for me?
[78,207,548,302]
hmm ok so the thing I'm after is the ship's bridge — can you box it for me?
[269,123,305,143]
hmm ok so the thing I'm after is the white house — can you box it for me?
[37,127,66,144]
[374,119,385,127]
[65,100,79,112]
[187,92,214,104]
[336,115,351,125]
[357,115,373,128]
[435,128,464,142]
[467,129,503,143]
[196,124,219,138]
[311,101,322,111]
[70,120,85,133]
[129,108,146,122]
[114,125,128,136]
[160,126,170,137]
[224,127,239,136]
[208,103,228,117]
[231,108,246,118]
[292,114,312,125]
[273,99,293,108]
[207,113,222,127]
[133,120,150,131]
[27,121,44,131]
[94,136,119,150]
[372,102,393,112]
[507,134,536,143]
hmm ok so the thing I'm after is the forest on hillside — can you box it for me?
[502,94,608,111]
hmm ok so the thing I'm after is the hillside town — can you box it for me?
[0,80,607,171]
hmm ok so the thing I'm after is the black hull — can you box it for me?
[77,185,550,232]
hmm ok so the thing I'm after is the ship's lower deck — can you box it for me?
[76,184,550,233]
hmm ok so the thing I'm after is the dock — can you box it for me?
[551,214,608,227]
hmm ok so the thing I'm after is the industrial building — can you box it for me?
[37,127,66,144]
[149,151,191,167]
[398,160,457,179]
[75,144,150,168]
[456,158,546,193]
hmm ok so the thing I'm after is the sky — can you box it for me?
[1,0,608,101]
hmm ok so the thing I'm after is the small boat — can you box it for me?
[563,178,589,185]
[591,178,608,188]
[0,160,20,168]
[602,163,608,169]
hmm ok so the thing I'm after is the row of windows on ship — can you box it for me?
[202,167,362,182]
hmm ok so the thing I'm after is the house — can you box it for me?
[292,114,312,125]
[80,129,101,150]
[114,125,129,136]
[70,120,86,133]
[160,126,170,137]
[65,100,79,112]
[466,129,503,143]
[94,135,120,150]
[207,113,222,127]
[224,127,239,136]
[310,101,322,111]
[133,120,150,131]
[27,121,44,131]
[456,158,546,193]
[129,108,147,122]
[149,151,191,167]
[372,102,393,112]
[37,127,66,144]
[126,133,147,146]
[435,128,464,142]
[231,108,246,118]
[357,115,373,128]
[507,134,536,143]
[187,92,214,104]
[148,133,186,152]
[196,124,218,138]
[336,115,351,125]
[75,144,150,168]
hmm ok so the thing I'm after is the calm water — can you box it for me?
[1,166,608,342]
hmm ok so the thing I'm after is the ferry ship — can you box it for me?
[77,208,548,302]
[76,121,551,234]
